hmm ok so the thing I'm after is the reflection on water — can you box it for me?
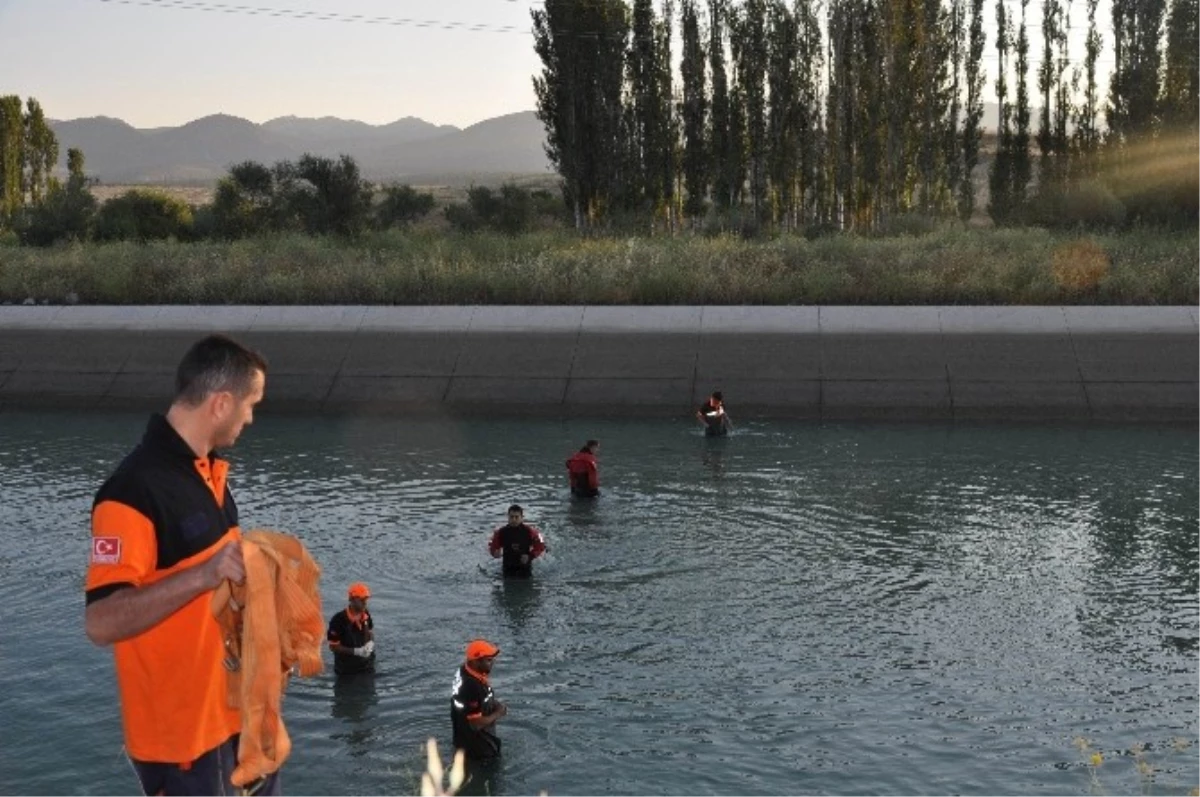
[0,412,1195,796]
[492,577,545,633]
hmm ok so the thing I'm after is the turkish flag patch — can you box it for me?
[92,537,122,565]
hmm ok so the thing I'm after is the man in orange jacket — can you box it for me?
[450,639,506,761]
[327,582,376,675]
[84,334,280,796]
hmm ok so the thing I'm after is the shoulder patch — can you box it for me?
[92,536,122,564]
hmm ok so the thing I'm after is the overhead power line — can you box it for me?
[96,0,1165,55]
[98,0,529,33]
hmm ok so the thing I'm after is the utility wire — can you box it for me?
[97,0,1161,57]
[98,0,528,33]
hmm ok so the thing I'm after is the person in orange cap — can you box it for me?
[450,639,506,760]
[327,582,375,676]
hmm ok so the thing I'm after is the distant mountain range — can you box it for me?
[49,111,551,184]
[50,103,1030,185]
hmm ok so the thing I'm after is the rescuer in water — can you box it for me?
[565,440,600,497]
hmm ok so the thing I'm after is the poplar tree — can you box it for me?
[656,0,678,227]
[628,0,662,213]
[680,0,709,219]
[1011,0,1033,212]
[1072,0,1103,175]
[946,0,965,216]
[959,0,985,220]
[23,98,58,206]
[988,0,1013,223]
[795,0,825,225]
[733,0,770,220]
[0,95,25,224]
[532,0,631,229]
[1108,0,1167,144]
[709,0,735,207]
[1161,0,1199,131]
[767,0,801,227]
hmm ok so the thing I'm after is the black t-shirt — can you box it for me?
[450,665,501,760]
[327,608,375,675]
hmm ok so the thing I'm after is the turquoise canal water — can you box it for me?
[0,412,1196,795]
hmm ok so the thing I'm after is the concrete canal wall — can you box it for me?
[0,305,1195,421]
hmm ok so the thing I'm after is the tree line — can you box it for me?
[532,0,1198,233]
[0,98,562,246]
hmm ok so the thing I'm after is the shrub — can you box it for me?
[445,184,539,235]
[17,181,98,246]
[94,189,193,242]
[376,184,435,229]
[209,161,277,239]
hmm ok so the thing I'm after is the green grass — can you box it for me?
[0,226,1195,305]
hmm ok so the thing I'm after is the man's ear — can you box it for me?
[210,390,234,420]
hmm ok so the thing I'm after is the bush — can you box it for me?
[17,180,98,246]
[375,184,435,229]
[445,184,539,235]
[443,202,482,232]
[283,154,374,237]
[1026,181,1126,230]
[94,190,193,242]
[209,161,277,239]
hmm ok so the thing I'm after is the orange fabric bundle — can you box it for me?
[212,529,324,787]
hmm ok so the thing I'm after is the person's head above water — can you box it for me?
[711,391,723,403]
[506,505,524,526]
[581,439,599,454]
[347,582,370,612]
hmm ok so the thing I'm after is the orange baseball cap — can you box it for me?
[466,639,500,660]
[348,582,371,599]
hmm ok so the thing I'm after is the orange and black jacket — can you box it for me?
[488,523,546,576]
[327,608,375,675]
[565,449,599,494]
[450,664,501,760]
[85,413,242,764]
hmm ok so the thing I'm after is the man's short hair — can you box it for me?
[508,504,523,515]
[712,391,723,401]
[585,439,599,448]
[174,334,268,407]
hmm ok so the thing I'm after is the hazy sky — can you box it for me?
[1,0,545,127]
[3,0,1114,130]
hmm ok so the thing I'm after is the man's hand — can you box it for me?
[86,539,244,647]
[200,541,245,590]
[353,640,375,658]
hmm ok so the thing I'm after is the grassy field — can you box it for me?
[1,226,1194,305]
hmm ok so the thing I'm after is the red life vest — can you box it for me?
[565,451,599,491]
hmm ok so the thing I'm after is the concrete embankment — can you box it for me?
[1,305,1196,421]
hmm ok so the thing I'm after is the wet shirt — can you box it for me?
[450,665,501,760]
[327,608,375,675]
[699,400,728,434]
[488,523,546,577]
[85,413,242,764]
[566,451,599,495]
